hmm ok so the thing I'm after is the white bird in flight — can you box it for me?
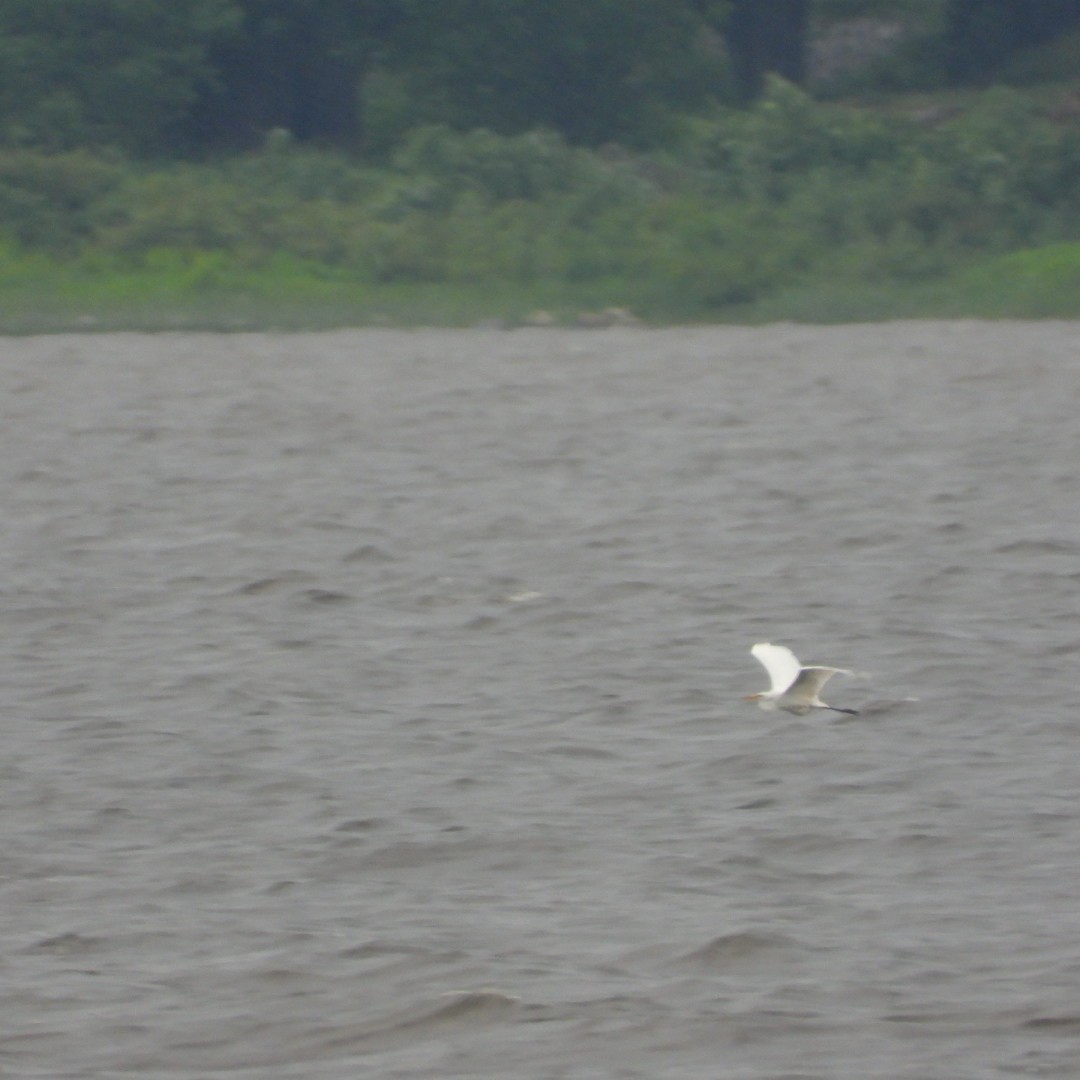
[745,642,858,716]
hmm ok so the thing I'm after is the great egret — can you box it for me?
[745,642,858,716]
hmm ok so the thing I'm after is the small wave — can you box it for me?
[342,543,396,563]
[356,834,510,871]
[994,538,1080,555]
[1023,1015,1080,1033]
[295,588,353,605]
[673,930,794,971]
[854,697,920,716]
[332,817,386,833]
[234,571,315,594]
[344,990,521,1043]
[543,743,619,760]
[25,932,101,954]
[838,530,899,549]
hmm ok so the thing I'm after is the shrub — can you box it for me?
[388,124,652,206]
[697,77,913,199]
[0,148,124,248]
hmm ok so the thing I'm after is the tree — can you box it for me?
[187,0,406,150]
[0,0,237,153]
[723,0,809,101]
[946,0,1080,83]
[383,0,721,145]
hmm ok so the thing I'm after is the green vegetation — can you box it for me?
[1,1,1079,329]
[2,78,1077,330]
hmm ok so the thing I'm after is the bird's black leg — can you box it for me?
[826,706,859,716]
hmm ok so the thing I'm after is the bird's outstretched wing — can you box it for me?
[751,642,801,693]
[789,665,851,699]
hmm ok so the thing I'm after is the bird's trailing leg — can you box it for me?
[824,706,859,716]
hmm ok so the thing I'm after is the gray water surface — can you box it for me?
[2,322,1080,1078]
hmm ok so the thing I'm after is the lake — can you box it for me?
[2,321,1079,1078]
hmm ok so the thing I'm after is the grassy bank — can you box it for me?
[0,254,663,333]
[2,78,1078,331]
[3,243,1078,333]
